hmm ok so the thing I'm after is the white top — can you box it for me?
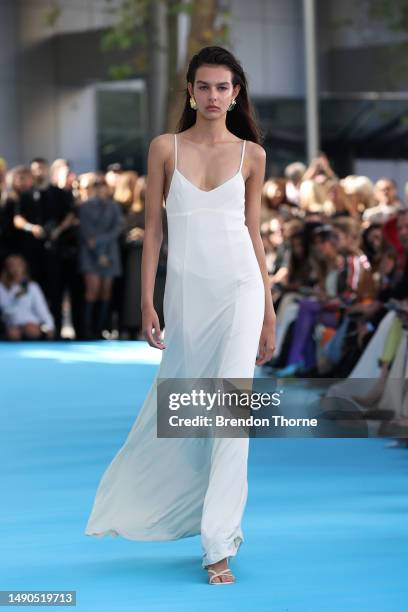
[362,202,400,224]
[325,269,339,297]
[0,281,55,330]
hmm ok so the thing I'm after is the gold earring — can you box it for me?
[189,97,197,110]
[227,98,236,111]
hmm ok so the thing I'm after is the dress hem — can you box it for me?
[84,526,200,542]
[201,535,244,568]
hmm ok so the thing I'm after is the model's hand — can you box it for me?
[256,317,276,366]
[142,306,166,350]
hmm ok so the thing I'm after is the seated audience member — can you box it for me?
[261,217,286,278]
[0,254,55,340]
[261,179,287,223]
[334,209,408,376]
[274,222,375,377]
[362,177,401,224]
[362,223,385,271]
[362,223,399,292]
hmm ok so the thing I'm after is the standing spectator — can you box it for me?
[299,153,337,213]
[79,173,124,340]
[118,175,167,338]
[284,161,306,207]
[49,158,83,339]
[0,254,54,340]
[13,158,76,337]
[105,163,123,197]
[0,166,34,266]
[111,171,141,337]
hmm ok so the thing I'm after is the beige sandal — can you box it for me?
[207,568,236,585]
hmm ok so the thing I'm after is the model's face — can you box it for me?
[188,64,240,118]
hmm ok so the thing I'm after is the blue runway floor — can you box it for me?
[1,341,407,611]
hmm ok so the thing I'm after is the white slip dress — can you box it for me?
[85,133,265,569]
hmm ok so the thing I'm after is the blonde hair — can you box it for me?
[78,172,105,201]
[341,175,375,209]
[2,166,31,204]
[261,178,286,209]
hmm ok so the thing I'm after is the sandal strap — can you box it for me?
[208,568,234,582]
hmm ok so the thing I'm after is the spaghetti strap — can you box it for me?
[174,133,178,172]
[239,140,246,172]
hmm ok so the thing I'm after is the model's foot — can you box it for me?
[207,558,235,584]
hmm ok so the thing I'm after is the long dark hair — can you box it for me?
[176,46,263,144]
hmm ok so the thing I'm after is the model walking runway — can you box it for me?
[85,132,265,569]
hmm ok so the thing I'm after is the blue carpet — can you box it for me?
[0,341,407,611]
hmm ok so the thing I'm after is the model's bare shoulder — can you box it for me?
[148,133,174,160]
[246,141,266,162]
[245,141,266,180]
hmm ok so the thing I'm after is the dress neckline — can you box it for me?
[171,133,246,194]
[174,167,244,194]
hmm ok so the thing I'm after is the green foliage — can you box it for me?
[43,1,62,27]
[108,63,134,79]
[167,1,195,17]
[367,0,408,32]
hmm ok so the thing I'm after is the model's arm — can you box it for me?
[141,134,168,350]
[244,142,276,365]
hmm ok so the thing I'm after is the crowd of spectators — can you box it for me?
[0,157,166,342]
[259,153,408,444]
[0,148,407,442]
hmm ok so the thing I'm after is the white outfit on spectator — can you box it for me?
[85,133,265,569]
[362,202,400,224]
[0,281,54,330]
[326,311,396,400]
